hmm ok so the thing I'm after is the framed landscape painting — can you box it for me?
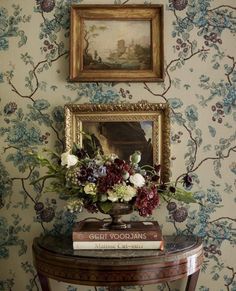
[64,102,170,183]
[69,5,164,82]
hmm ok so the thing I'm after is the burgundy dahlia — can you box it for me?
[114,158,125,167]
[135,187,159,217]
[114,159,132,173]
[98,171,122,193]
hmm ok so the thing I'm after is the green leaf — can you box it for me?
[97,201,113,213]
[174,187,196,203]
[72,143,79,155]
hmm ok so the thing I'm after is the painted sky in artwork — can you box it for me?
[140,121,153,142]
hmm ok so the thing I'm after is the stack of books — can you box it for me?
[72,220,163,250]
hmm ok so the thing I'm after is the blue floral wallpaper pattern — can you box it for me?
[0,0,236,290]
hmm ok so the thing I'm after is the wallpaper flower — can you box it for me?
[0,0,235,290]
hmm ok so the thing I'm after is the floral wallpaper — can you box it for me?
[0,0,236,290]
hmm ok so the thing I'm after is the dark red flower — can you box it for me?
[114,159,132,174]
[135,186,159,217]
[76,148,87,159]
[114,158,125,167]
[97,163,123,193]
[77,166,94,183]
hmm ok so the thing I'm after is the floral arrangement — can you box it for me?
[32,136,195,218]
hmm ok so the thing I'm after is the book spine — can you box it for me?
[73,240,164,250]
[73,231,161,241]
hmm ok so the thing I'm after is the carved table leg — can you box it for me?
[38,272,51,291]
[185,269,200,291]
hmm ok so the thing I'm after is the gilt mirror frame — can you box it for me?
[69,4,164,82]
[64,102,170,183]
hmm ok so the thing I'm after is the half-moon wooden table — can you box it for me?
[32,234,203,291]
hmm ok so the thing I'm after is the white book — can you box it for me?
[73,240,163,250]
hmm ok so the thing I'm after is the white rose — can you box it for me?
[130,173,145,188]
[61,151,78,168]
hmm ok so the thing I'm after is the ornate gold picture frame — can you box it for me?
[64,102,170,182]
[69,5,164,82]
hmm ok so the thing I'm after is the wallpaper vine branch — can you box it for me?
[0,0,236,291]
